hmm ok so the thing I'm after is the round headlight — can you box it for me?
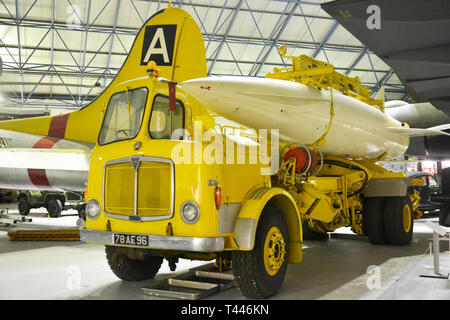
[86,199,100,220]
[181,201,200,224]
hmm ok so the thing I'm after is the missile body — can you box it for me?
[0,129,91,192]
[182,76,409,160]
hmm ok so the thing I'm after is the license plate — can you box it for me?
[113,233,149,247]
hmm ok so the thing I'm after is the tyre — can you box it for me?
[18,197,31,216]
[232,205,289,299]
[362,197,387,244]
[47,198,62,218]
[302,221,328,241]
[383,196,413,245]
[105,246,163,281]
[439,202,450,227]
[77,205,86,220]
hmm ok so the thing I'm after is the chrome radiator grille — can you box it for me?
[103,156,174,221]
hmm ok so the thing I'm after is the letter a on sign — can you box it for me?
[141,25,177,66]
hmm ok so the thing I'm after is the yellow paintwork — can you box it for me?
[235,186,302,263]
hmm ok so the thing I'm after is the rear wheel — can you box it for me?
[232,206,289,299]
[362,197,387,244]
[383,196,413,245]
[105,246,163,281]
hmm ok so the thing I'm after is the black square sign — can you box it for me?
[140,24,177,66]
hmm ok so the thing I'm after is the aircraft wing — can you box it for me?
[321,0,450,115]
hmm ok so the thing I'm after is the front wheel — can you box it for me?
[105,246,163,281]
[232,205,289,299]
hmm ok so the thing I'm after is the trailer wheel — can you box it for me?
[47,198,62,218]
[363,197,387,244]
[105,246,163,281]
[18,197,30,216]
[383,196,413,245]
[232,205,289,299]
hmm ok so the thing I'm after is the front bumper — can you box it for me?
[80,229,225,252]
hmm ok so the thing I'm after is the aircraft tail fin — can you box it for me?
[0,5,206,144]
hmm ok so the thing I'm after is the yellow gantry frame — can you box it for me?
[266,45,385,112]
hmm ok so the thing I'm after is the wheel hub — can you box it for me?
[264,226,286,276]
[403,204,411,233]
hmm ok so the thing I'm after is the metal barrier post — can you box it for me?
[419,222,449,279]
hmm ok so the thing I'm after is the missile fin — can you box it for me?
[387,127,450,137]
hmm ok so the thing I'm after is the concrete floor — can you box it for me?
[0,208,449,300]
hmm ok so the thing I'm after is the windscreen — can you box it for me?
[98,87,148,145]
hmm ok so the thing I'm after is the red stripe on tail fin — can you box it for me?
[48,113,70,139]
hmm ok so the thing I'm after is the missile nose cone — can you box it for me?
[181,78,217,102]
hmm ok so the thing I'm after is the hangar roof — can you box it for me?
[0,0,408,111]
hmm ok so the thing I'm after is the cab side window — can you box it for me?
[149,95,184,140]
[99,87,148,145]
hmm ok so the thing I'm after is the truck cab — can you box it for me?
[80,72,300,298]
[83,77,227,248]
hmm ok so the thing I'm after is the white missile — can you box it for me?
[181,76,441,160]
[0,129,92,192]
